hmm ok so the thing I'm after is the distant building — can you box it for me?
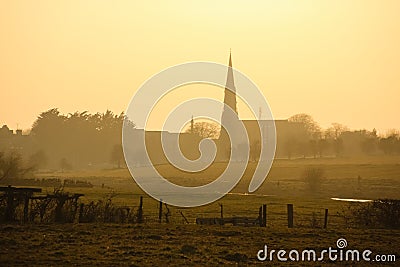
[135,52,306,165]
[0,125,30,152]
[0,125,13,137]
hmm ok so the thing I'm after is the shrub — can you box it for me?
[302,167,324,194]
[341,199,400,229]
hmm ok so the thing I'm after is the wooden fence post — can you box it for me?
[23,193,30,223]
[137,196,143,223]
[262,204,267,227]
[287,204,294,228]
[1,186,41,222]
[219,203,224,225]
[159,200,163,223]
[78,203,84,223]
[5,186,14,222]
[324,209,328,229]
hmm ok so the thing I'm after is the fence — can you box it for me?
[0,186,333,228]
[1,186,398,229]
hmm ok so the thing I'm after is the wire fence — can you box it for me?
[1,187,398,229]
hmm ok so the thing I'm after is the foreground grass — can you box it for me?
[0,223,398,266]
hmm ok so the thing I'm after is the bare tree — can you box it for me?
[0,152,34,181]
[288,113,321,139]
[185,121,220,139]
[325,123,349,139]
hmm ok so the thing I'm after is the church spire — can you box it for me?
[229,49,232,67]
[222,50,238,116]
[219,51,239,142]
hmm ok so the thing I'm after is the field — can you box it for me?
[1,156,400,265]
[1,224,399,266]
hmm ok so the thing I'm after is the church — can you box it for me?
[141,53,305,165]
[217,52,305,161]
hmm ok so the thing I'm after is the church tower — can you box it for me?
[221,51,238,124]
[219,51,239,155]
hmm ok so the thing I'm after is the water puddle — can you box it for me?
[226,192,275,197]
[331,197,372,203]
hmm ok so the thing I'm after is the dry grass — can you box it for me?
[0,223,399,266]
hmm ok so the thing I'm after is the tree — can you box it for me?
[110,144,124,168]
[28,150,48,169]
[288,114,321,139]
[185,121,220,139]
[317,138,329,158]
[309,139,318,159]
[31,108,66,145]
[29,108,134,168]
[284,138,297,159]
[0,152,33,181]
[379,132,400,155]
[249,140,260,162]
[59,158,72,172]
[325,123,349,140]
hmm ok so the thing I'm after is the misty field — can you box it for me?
[1,156,399,265]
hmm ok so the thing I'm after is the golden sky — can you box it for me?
[1,1,399,134]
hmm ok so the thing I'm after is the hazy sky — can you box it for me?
[1,1,399,134]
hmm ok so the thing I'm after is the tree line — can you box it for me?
[284,113,400,159]
[0,108,133,173]
[0,110,399,176]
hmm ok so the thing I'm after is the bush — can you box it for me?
[341,199,400,229]
[302,167,324,194]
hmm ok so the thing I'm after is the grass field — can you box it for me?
[35,155,400,223]
[1,223,399,266]
[1,156,399,265]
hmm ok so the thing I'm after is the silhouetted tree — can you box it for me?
[0,151,33,181]
[110,144,124,168]
[185,121,220,139]
[249,140,260,161]
[317,138,329,157]
[288,114,321,139]
[379,133,399,155]
[31,108,66,163]
[309,139,318,158]
[361,137,378,155]
[325,123,349,139]
[333,138,344,157]
[324,123,349,157]
[29,109,134,168]
[28,150,48,169]
[59,157,72,172]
